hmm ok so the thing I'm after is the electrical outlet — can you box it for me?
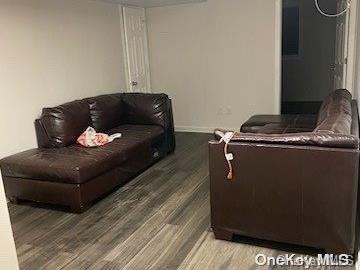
[225,107,232,115]
[218,107,232,115]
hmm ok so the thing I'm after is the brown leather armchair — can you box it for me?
[209,89,359,254]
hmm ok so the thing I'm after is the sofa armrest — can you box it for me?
[122,93,176,153]
[35,119,53,148]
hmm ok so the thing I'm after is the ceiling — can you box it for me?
[92,0,207,8]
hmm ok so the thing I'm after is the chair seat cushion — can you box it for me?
[0,125,164,184]
[256,123,315,134]
[241,114,317,133]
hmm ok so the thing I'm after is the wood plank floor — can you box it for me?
[8,133,355,270]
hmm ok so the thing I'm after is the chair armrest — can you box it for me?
[214,131,359,149]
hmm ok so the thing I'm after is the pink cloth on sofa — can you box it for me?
[77,127,122,147]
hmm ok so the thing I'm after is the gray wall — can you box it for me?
[0,0,127,157]
[147,0,278,131]
[282,0,337,102]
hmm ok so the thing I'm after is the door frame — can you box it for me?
[274,0,358,111]
[345,0,358,94]
[119,5,130,92]
[119,5,152,93]
[274,0,282,114]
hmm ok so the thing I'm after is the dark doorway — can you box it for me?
[281,0,337,114]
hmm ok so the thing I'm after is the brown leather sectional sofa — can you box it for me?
[209,89,359,254]
[1,93,175,213]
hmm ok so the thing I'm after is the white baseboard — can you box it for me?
[175,126,239,133]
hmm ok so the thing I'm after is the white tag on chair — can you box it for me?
[225,153,233,161]
[220,132,234,144]
[214,129,236,180]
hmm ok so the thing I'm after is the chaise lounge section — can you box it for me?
[209,89,359,254]
[0,93,175,213]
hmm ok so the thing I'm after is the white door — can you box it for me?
[123,6,151,92]
[334,0,349,89]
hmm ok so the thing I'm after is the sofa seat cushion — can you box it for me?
[104,124,164,156]
[241,114,317,133]
[1,125,164,184]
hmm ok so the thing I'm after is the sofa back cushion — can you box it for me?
[40,100,90,147]
[85,94,124,132]
[122,93,169,129]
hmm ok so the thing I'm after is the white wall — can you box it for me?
[0,173,18,270]
[0,1,126,267]
[146,0,279,131]
[0,0,126,158]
